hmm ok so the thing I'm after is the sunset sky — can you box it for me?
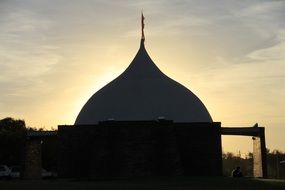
[1,0,285,155]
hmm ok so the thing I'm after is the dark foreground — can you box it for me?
[1,177,285,190]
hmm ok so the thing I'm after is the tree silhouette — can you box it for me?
[0,117,27,165]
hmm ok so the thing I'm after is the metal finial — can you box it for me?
[141,11,145,41]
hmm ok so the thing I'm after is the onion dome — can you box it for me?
[75,14,212,125]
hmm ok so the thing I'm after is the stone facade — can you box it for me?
[253,128,267,178]
[58,120,222,178]
[22,138,42,179]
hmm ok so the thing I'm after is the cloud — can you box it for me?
[0,8,58,77]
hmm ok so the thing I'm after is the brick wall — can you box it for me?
[58,121,222,178]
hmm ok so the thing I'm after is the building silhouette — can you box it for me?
[22,15,267,179]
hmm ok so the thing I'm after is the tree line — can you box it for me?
[1,117,284,178]
[0,117,57,171]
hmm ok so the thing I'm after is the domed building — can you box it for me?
[22,15,268,180]
[57,15,222,178]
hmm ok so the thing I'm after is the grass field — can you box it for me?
[1,177,285,190]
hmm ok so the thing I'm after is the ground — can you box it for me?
[1,177,285,190]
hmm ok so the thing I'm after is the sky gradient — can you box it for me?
[1,0,285,155]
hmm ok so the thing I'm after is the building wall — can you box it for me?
[58,121,222,178]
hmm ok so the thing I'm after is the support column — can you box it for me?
[22,138,42,179]
[253,128,267,178]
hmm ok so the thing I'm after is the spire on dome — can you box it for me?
[141,11,145,42]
